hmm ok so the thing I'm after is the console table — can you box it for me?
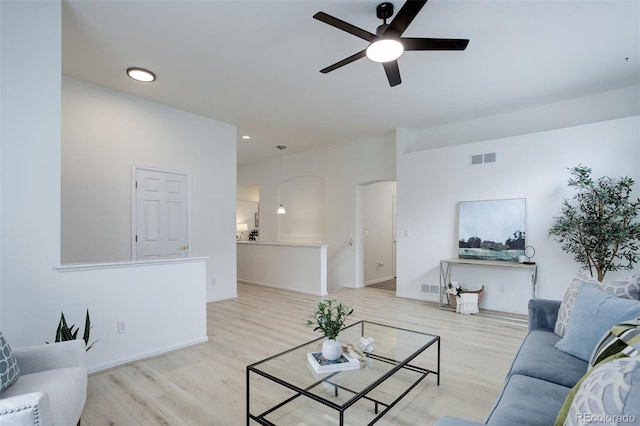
[439,258,538,309]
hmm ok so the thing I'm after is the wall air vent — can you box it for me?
[471,154,483,165]
[421,284,439,294]
[471,152,497,166]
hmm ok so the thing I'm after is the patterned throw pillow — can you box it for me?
[600,272,640,300]
[0,331,20,391]
[555,271,599,337]
[590,318,640,367]
[555,271,640,337]
[555,319,640,426]
[565,357,640,426]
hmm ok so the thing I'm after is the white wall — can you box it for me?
[237,185,259,202]
[363,181,397,285]
[237,242,327,296]
[404,85,640,154]
[279,176,324,243]
[1,1,62,339]
[238,132,396,290]
[55,260,208,372]
[396,115,640,313]
[0,1,220,373]
[61,77,237,302]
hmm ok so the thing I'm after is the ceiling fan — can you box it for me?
[313,0,469,87]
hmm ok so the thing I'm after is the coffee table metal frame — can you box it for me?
[246,320,440,425]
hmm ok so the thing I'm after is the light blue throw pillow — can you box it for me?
[555,284,640,361]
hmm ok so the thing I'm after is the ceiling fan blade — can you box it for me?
[313,12,377,42]
[402,37,469,51]
[385,0,428,37]
[320,50,367,73]
[383,60,402,87]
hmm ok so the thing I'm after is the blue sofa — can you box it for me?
[435,299,588,426]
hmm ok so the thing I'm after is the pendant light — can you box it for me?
[276,145,287,215]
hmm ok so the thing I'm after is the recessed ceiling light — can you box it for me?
[127,67,156,82]
[241,135,251,140]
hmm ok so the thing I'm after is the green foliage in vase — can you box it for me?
[306,299,354,340]
[548,165,640,281]
[46,310,97,351]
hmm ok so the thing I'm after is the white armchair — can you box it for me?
[0,339,87,426]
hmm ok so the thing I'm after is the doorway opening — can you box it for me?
[360,181,397,290]
[237,185,260,241]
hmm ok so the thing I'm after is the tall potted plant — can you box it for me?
[307,299,353,360]
[548,165,640,281]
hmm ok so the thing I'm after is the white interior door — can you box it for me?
[134,167,190,260]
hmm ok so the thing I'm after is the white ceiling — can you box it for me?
[62,0,640,165]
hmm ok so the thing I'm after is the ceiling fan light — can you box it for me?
[366,39,404,63]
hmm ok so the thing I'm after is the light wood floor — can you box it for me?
[81,283,528,425]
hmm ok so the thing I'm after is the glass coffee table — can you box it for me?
[246,321,440,425]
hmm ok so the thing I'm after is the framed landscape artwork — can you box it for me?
[458,198,526,262]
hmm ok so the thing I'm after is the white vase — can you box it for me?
[322,338,342,361]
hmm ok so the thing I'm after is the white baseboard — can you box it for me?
[364,275,395,286]
[207,293,238,304]
[88,336,209,374]
[238,279,327,296]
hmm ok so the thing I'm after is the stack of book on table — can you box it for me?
[307,351,360,374]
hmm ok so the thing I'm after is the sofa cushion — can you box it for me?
[555,271,640,337]
[0,332,20,392]
[0,367,87,426]
[434,416,484,426]
[555,285,640,361]
[485,374,571,426]
[565,357,640,426]
[508,330,588,388]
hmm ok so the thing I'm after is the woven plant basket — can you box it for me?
[448,285,484,310]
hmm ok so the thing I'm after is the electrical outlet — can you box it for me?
[499,284,505,293]
[117,321,127,334]
[211,278,216,286]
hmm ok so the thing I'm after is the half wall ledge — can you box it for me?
[237,241,328,296]
[55,256,209,272]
